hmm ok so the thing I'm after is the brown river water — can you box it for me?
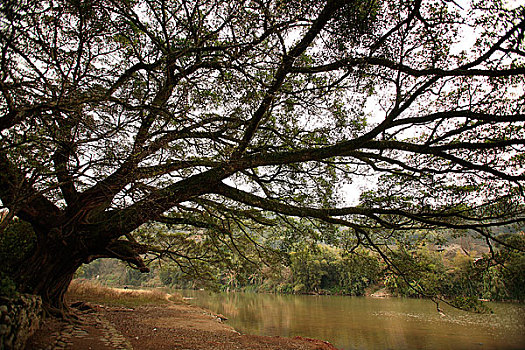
[179,290,525,350]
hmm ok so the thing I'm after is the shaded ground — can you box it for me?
[25,305,132,350]
[26,301,338,350]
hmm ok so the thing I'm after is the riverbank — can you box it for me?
[25,281,338,350]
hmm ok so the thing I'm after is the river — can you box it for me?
[178,290,525,350]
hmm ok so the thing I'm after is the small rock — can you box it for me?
[216,313,228,321]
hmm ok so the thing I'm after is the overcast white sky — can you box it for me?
[506,0,525,9]
[340,0,525,206]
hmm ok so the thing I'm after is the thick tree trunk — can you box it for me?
[15,239,85,315]
[13,224,148,315]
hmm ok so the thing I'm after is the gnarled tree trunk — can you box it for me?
[15,238,86,315]
[13,225,148,315]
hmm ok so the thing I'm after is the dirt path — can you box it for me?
[25,306,133,350]
[26,302,338,350]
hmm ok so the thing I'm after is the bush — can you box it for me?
[0,272,17,297]
[0,218,36,294]
[0,219,36,275]
[289,245,381,295]
[385,234,525,303]
[385,247,449,298]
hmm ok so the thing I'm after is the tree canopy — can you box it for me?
[0,0,524,311]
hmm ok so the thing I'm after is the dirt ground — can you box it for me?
[26,301,339,350]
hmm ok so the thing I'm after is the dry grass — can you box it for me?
[67,279,182,307]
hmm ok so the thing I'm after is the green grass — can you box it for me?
[67,279,182,307]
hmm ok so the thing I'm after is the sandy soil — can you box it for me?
[26,301,339,350]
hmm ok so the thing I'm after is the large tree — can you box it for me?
[0,0,524,312]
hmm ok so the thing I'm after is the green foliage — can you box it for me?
[449,296,492,314]
[501,252,525,301]
[0,218,36,275]
[385,246,449,298]
[0,271,17,297]
[281,244,381,295]
[384,233,525,305]
[337,252,382,295]
[442,235,525,302]
[496,233,525,301]
[76,259,158,287]
[77,230,525,309]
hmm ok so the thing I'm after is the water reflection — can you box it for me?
[179,290,525,350]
